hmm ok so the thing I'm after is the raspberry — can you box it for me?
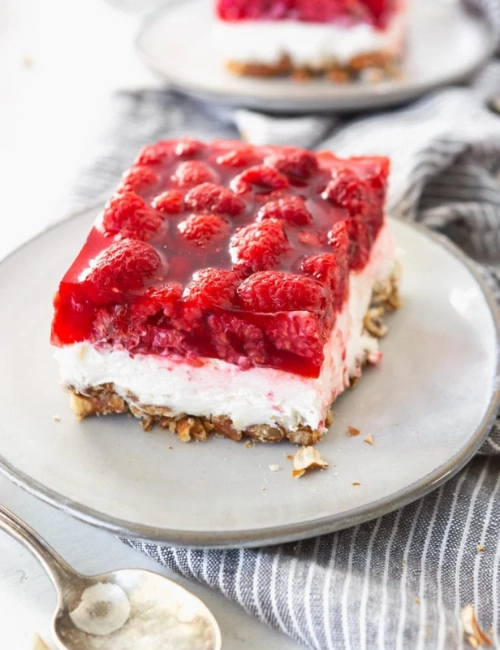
[343,218,372,270]
[174,138,205,158]
[178,213,230,246]
[360,157,390,192]
[134,141,173,166]
[327,220,350,253]
[92,300,187,355]
[208,313,268,366]
[231,165,289,195]
[266,312,325,363]
[215,147,260,168]
[152,190,184,215]
[183,268,241,311]
[265,148,318,182]
[217,0,290,20]
[230,219,290,271]
[101,191,164,241]
[257,196,312,226]
[118,166,160,194]
[301,253,348,309]
[171,161,219,188]
[91,304,140,349]
[132,283,182,320]
[288,0,345,22]
[237,270,326,313]
[184,183,245,217]
[85,239,163,303]
[322,170,370,217]
[149,327,188,355]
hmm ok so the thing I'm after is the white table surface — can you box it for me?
[1,1,301,647]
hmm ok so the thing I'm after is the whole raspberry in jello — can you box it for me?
[52,139,390,378]
[178,213,230,247]
[257,196,312,226]
[83,238,164,304]
[238,270,327,312]
[230,219,290,271]
[101,192,164,241]
[184,183,245,217]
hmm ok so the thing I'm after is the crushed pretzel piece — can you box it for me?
[477,545,485,553]
[348,426,361,437]
[352,482,361,486]
[32,634,49,650]
[244,440,254,448]
[285,453,293,460]
[415,597,421,604]
[53,415,61,422]
[292,446,328,478]
[364,434,375,445]
[363,306,388,338]
[460,605,492,647]
[269,464,281,472]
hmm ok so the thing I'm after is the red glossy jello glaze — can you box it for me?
[216,0,398,29]
[51,138,389,378]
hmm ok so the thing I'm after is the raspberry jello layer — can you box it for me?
[51,138,400,444]
[215,0,408,81]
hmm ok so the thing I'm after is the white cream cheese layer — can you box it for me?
[54,222,397,432]
[213,13,406,68]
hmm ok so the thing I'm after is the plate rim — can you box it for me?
[0,208,499,548]
[134,0,496,113]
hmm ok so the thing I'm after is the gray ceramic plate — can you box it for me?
[135,0,494,113]
[0,210,499,548]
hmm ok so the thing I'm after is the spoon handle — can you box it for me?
[0,503,75,592]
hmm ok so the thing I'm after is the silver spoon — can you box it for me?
[0,504,222,650]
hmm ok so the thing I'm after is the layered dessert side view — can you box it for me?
[51,138,401,445]
[214,0,409,82]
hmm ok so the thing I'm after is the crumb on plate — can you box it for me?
[292,446,328,478]
[348,426,361,437]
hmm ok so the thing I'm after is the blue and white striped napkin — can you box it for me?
[67,2,500,646]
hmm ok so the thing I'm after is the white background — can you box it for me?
[0,1,300,647]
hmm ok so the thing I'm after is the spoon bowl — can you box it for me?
[53,568,221,650]
[0,505,221,650]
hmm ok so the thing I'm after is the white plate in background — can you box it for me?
[135,0,494,113]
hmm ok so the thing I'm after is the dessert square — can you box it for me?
[51,139,400,444]
[214,0,408,82]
